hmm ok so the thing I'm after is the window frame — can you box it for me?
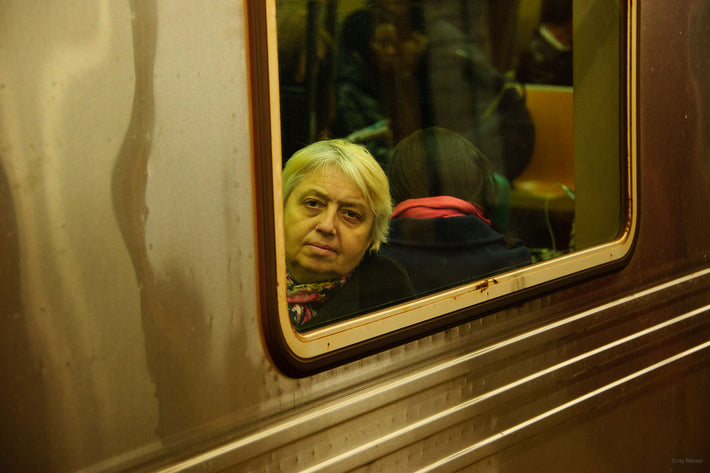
[252,0,638,377]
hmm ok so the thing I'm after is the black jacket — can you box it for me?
[297,253,414,332]
[379,216,532,295]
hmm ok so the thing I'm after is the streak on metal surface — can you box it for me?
[111,0,157,287]
[160,267,710,472]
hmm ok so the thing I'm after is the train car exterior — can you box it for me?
[1,1,709,472]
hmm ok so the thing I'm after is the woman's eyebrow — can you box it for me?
[304,189,366,208]
[300,187,369,214]
[339,199,367,212]
[302,189,330,201]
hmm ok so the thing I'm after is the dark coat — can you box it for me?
[379,215,532,295]
[297,253,414,332]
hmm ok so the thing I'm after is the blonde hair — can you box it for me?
[283,139,392,251]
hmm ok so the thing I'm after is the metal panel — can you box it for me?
[159,269,710,472]
[1,0,709,472]
[0,1,262,471]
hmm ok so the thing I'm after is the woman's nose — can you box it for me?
[316,208,337,235]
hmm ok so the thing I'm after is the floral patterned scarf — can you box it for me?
[287,270,352,328]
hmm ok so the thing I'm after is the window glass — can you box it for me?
[275,0,627,335]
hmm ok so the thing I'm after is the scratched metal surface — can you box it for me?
[1,1,709,472]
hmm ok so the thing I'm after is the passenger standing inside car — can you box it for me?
[334,7,399,167]
[516,0,573,86]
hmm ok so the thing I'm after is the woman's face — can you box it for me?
[284,165,374,283]
[371,23,398,70]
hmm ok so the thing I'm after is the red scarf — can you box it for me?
[391,196,491,225]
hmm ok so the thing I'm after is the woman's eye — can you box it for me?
[304,199,320,209]
[343,210,361,221]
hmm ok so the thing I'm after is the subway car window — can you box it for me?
[269,0,633,369]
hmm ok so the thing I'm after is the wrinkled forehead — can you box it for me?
[296,165,367,203]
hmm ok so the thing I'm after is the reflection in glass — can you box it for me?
[276,0,619,329]
[380,127,532,295]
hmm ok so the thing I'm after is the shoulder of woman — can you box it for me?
[308,253,413,328]
[358,253,414,294]
[360,252,406,273]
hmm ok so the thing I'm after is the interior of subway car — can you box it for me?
[276,0,619,278]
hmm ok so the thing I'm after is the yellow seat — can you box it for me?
[510,85,574,210]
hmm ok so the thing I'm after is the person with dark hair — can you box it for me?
[276,7,335,165]
[334,7,398,166]
[379,127,531,295]
[516,0,573,86]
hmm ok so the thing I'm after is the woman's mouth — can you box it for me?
[307,242,336,255]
